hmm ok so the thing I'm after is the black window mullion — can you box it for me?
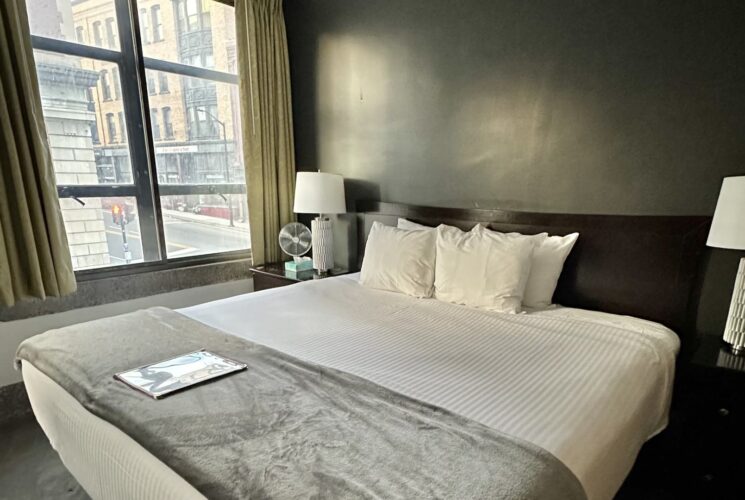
[31,35,122,63]
[117,0,165,262]
[142,57,238,84]
[58,185,138,199]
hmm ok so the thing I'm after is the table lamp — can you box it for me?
[707,176,745,354]
[293,172,346,273]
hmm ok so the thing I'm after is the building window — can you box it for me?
[146,71,156,95]
[152,6,163,42]
[89,120,100,145]
[139,8,150,44]
[105,18,117,48]
[112,67,121,100]
[158,72,169,93]
[150,108,160,140]
[25,0,248,271]
[162,107,173,139]
[106,113,117,143]
[92,21,103,46]
[187,104,219,140]
[101,70,111,100]
[118,112,127,143]
[177,0,210,33]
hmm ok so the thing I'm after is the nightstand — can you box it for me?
[250,262,350,291]
[672,335,745,498]
[618,335,745,499]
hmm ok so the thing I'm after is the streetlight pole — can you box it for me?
[196,107,233,227]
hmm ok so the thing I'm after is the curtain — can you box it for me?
[0,0,76,306]
[236,0,296,266]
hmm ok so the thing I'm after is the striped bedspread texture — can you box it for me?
[19,274,679,500]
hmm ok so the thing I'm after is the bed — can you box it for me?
[19,201,710,500]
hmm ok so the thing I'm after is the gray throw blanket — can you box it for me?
[17,307,586,500]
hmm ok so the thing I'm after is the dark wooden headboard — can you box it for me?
[357,200,710,340]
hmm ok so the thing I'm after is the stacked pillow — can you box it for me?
[434,224,533,313]
[359,218,578,312]
[359,222,436,298]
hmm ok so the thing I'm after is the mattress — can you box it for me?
[24,273,679,500]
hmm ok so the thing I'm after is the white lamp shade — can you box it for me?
[293,172,346,214]
[707,176,745,250]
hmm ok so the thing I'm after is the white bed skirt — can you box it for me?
[22,360,205,500]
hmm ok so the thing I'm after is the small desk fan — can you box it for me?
[278,222,313,272]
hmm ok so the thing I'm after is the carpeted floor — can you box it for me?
[0,418,88,500]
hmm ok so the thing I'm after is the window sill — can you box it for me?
[74,249,251,281]
[0,251,252,321]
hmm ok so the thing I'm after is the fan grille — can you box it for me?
[278,222,312,257]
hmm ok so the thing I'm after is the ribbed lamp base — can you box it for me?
[723,257,745,355]
[311,217,334,273]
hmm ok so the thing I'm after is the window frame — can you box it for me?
[29,0,248,279]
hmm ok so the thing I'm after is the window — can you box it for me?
[162,107,173,139]
[106,113,117,143]
[152,6,163,42]
[118,112,127,143]
[92,21,103,46]
[187,104,218,140]
[146,71,156,95]
[186,0,200,31]
[105,18,117,48]
[100,70,111,100]
[150,108,160,140]
[167,0,231,73]
[139,8,150,44]
[112,67,121,100]
[89,120,100,145]
[26,0,247,271]
[158,71,169,93]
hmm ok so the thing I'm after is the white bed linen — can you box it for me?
[24,274,679,500]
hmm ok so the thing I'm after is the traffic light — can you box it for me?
[112,204,122,225]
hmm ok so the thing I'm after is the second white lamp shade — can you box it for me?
[293,172,346,214]
[707,176,745,250]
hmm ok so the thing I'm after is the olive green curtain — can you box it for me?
[0,0,76,306]
[236,0,296,266]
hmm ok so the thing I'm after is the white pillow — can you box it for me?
[479,225,579,309]
[360,221,436,297]
[434,224,534,313]
[397,218,433,231]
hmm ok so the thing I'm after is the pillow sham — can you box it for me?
[479,225,579,309]
[434,224,534,313]
[397,218,434,231]
[360,221,436,298]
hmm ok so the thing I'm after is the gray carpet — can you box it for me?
[0,418,88,500]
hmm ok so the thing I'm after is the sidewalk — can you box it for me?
[162,209,250,233]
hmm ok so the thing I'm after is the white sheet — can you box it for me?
[25,273,679,500]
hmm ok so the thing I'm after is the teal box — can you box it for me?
[285,258,313,272]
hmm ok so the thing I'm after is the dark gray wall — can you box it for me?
[284,0,745,336]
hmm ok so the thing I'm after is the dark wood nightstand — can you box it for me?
[673,335,745,497]
[250,262,350,291]
[618,335,745,499]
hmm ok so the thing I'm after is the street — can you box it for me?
[103,212,250,263]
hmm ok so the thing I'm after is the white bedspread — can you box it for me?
[181,273,679,500]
